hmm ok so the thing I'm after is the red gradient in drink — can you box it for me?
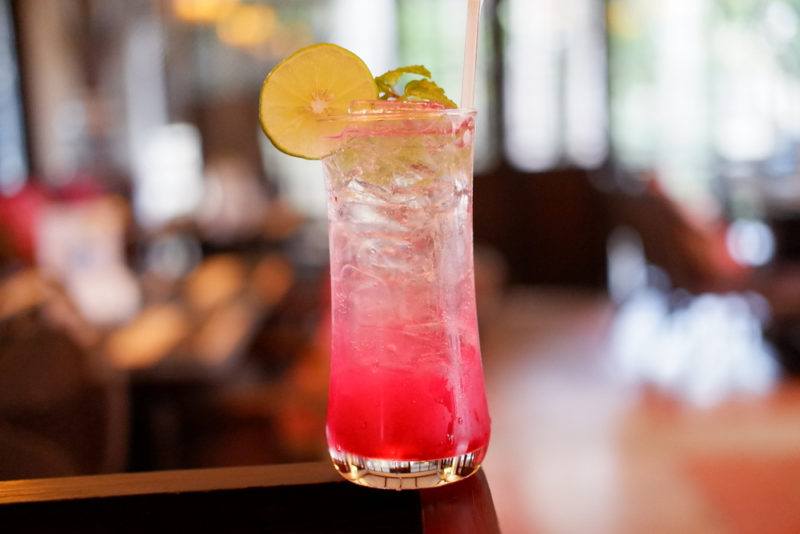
[324,238,491,461]
[326,325,490,460]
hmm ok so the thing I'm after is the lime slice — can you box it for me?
[259,43,378,160]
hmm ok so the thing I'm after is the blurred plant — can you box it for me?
[717,0,765,21]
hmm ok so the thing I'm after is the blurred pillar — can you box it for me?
[0,0,27,194]
[124,7,169,186]
[14,0,85,179]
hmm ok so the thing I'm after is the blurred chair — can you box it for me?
[0,424,78,480]
[0,272,128,480]
[607,175,749,293]
[606,173,800,376]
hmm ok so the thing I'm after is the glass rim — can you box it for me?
[319,107,477,124]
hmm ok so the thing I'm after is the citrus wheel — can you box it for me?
[259,43,378,160]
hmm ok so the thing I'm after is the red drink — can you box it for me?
[323,104,490,489]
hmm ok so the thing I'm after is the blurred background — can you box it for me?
[2,0,800,530]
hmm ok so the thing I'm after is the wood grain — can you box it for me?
[420,470,501,534]
[0,461,340,505]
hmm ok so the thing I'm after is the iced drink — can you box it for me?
[323,103,491,489]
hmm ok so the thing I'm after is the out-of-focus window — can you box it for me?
[0,0,27,194]
[610,0,800,214]
[609,0,714,211]
[502,0,608,172]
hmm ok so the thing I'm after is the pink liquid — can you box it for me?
[326,286,491,461]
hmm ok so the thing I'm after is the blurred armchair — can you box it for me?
[0,271,128,480]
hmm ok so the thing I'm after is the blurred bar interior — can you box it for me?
[1,0,800,530]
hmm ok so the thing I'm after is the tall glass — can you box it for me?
[323,103,490,490]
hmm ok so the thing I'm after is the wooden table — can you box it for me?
[0,462,499,533]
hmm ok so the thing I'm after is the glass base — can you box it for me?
[329,447,485,490]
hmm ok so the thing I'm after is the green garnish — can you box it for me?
[403,79,457,108]
[375,65,457,109]
[375,65,431,97]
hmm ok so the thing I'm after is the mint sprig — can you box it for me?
[402,79,457,108]
[375,65,431,98]
[375,65,457,109]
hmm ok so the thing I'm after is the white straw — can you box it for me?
[460,0,484,109]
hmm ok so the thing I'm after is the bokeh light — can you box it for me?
[216,4,277,49]
[172,0,238,25]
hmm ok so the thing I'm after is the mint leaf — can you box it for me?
[403,79,457,108]
[375,65,432,99]
[375,65,457,107]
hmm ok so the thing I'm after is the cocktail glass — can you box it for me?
[323,102,491,490]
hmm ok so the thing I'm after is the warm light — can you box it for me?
[606,1,629,38]
[216,4,276,49]
[172,0,238,24]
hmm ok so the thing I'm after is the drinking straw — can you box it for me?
[460,0,484,109]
